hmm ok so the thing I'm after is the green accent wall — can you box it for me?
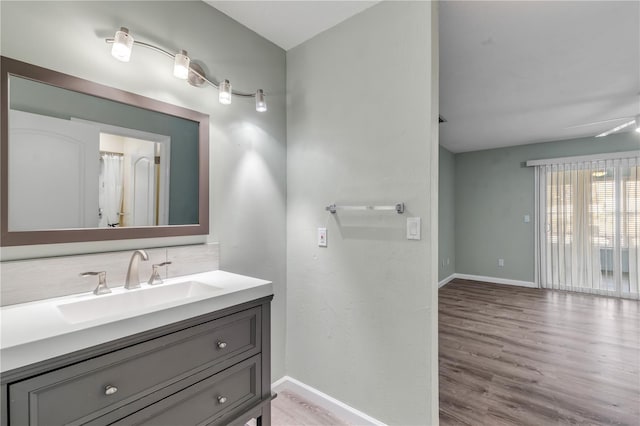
[439,145,456,281]
[455,132,640,282]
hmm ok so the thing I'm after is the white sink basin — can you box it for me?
[56,281,223,324]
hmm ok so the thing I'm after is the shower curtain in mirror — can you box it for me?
[535,156,639,299]
[99,153,124,227]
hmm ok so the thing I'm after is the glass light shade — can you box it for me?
[636,115,640,133]
[173,50,190,80]
[219,80,232,105]
[255,89,267,112]
[111,27,134,62]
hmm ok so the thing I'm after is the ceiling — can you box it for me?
[439,1,640,152]
[207,1,640,153]
[206,1,379,50]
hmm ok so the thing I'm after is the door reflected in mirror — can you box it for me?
[99,133,168,229]
[98,133,169,228]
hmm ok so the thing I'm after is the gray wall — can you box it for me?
[286,2,439,424]
[0,1,287,380]
[455,131,639,282]
[439,146,456,281]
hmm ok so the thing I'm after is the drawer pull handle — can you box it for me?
[104,385,118,395]
[217,396,228,404]
[217,341,227,349]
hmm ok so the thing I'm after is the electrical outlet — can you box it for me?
[498,258,505,267]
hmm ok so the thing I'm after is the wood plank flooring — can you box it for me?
[271,390,349,426]
[246,390,348,426]
[439,279,640,426]
[253,280,638,425]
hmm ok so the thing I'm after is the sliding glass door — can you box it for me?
[621,162,639,295]
[536,156,639,299]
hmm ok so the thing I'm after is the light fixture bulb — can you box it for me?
[255,89,267,112]
[636,115,640,133]
[219,79,232,105]
[173,50,190,80]
[111,27,134,62]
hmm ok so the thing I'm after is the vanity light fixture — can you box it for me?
[255,89,267,112]
[173,50,190,80]
[219,79,232,105]
[111,27,134,62]
[106,27,267,112]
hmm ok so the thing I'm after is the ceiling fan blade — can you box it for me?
[595,119,636,138]
[565,116,633,129]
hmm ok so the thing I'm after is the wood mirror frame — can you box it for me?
[1,56,209,246]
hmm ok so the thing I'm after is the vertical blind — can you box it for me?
[536,156,639,299]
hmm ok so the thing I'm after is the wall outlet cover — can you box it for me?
[318,227,327,247]
[406,217,421,240]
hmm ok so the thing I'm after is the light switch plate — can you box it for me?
[318,227,327,247]
[524,214,531,223]
[406,217,421,240]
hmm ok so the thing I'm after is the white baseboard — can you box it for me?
[438,273,456,288]
[454,273,537,288]
[271,376,386,426]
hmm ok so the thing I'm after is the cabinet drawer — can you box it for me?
[114,354,261,426]
[8,307,260,426]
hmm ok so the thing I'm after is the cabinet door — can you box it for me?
[113,355,261,426]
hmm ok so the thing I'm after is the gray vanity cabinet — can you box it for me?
[1,296,273,426]
[111,355,261,426]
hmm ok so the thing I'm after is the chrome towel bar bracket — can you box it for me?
[325,203,405,214]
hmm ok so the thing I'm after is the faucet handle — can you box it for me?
[148,261,172,285]
[80,271,111,295]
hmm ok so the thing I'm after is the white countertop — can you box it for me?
[0,270,272,373]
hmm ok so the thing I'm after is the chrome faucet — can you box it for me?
[124,249,149,290]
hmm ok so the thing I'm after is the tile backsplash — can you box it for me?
[0,243,219,306]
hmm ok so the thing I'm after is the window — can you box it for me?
[536,157,639,299]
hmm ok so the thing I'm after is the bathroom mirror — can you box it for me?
[1,56,209,246]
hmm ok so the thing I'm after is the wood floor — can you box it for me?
[439,279,640,426]
[253,280,639,425]
[246,390,348,426]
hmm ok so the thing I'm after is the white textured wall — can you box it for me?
[286,2,439,424]
[0,1,287,380]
